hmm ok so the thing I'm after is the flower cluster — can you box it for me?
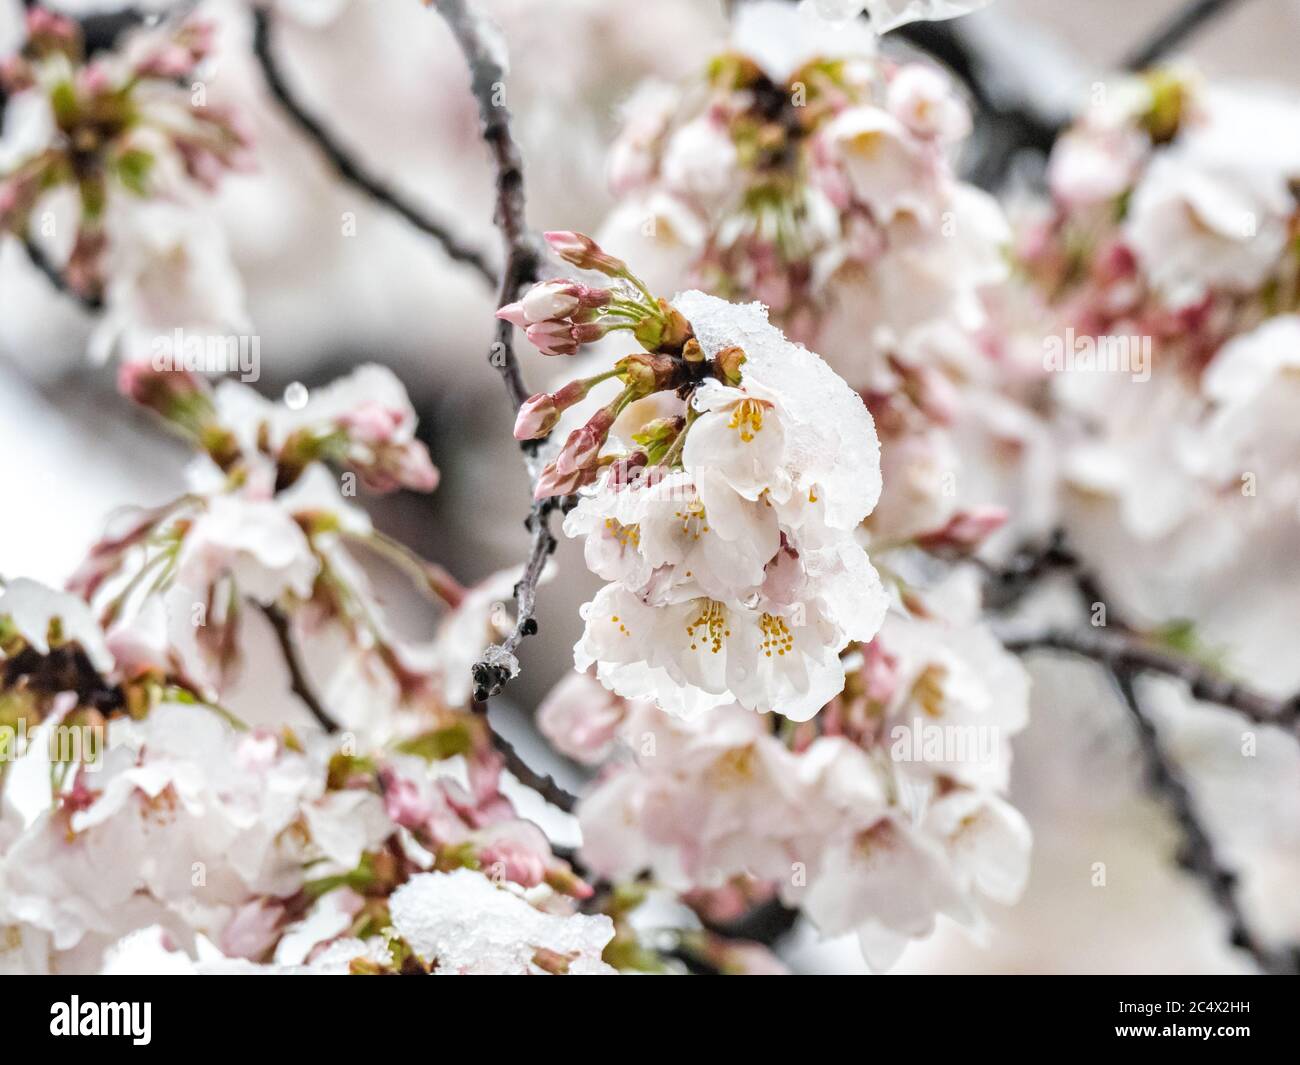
[0,393,595,974]
[591,0,1040,565]
[1018,69,1300,589]
[541,567,1029,969]
[600,1,1007,376]
[507,233,888,720]
[0,8,250,302]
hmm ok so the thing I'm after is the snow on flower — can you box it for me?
[386,870,616,975]
[510,261,886,721]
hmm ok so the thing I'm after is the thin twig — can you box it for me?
[477,704,579,813]
[1110,666,1298,974]
[1121,0,1254,72]
[250,7,496,286]
[433,0,563,700]
[17,237,103,311]
[431,0,541,410]
[1005,627,1299,739]
[260,603,340,734]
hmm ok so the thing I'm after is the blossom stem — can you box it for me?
[250,8,497,286]
[349,530,467,609]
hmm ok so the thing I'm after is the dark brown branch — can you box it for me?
[1110,667,1298,974]
[1121,0,1255,72]
[250,7,496,286]
[475,703,579,813]
[1005,627,1299,739]
[434,0,562,699]
[260,603,340,734]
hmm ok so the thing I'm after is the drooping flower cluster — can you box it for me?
[0,8,250,305]
[508,233,888,720]
[507,220,1034,965]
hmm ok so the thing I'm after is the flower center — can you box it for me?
[727,398,767,443]
[686,599,730,653]
[673,499,710,540]
[759,613,795,658]
[603,517,641,550]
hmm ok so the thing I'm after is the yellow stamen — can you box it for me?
[727,398,767,443]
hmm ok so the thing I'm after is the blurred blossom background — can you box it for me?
[3,0,1299,973]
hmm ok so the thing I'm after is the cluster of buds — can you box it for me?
[499,231,692,356]
[600,2,984,354]
[117,360,439,496]
[503,233,752,499]
[0,8,251,296]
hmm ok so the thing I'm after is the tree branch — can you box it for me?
[250,6,496,286]
[430,0,541,409]
[260,603,340,734]
[1110,666,1298,974]
[1120,0,1255,72]
[432,0,564,700]
[475,702,579,813]
[1005,627,1300,739]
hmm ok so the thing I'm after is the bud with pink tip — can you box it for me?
[914,506,1009,553]
[544,231,629,276]
[525,320,579,356]
[534,407,617,498]
[514,376,604,441]
[514,394,560,440]
[521,279,582,322]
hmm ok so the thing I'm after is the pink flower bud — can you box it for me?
[915,506,1008,553]
[339,402,406,446]
[219,900,284,961]
[525,320,578,356]
[495,301,531,329]
[521,279,581,322]
[862,639,900,705]
[476,822,552,889]
[514,393,560,440]
[76,63,113,97]
[534,458,598,499]
[381,771,435,828]
[556,408,615,476]
[570,321,611,345]
[544,231,628,276]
